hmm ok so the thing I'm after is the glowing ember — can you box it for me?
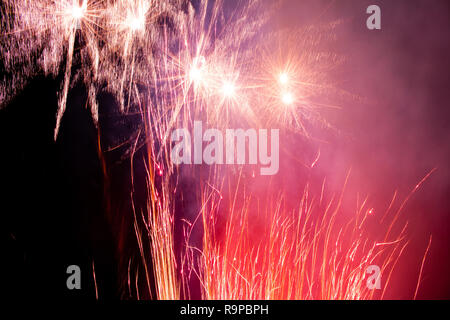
[221,81,236,98]
[279,72,289,85]
[282,92,294,105]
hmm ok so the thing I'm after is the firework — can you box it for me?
[0,0,433,300]
[0,0,183,138]
[178,174,431,300]
[1,0,341,141]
